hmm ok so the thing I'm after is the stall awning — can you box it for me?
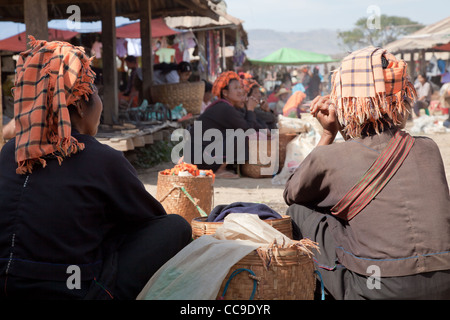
[115,18,180,39]
[248,47,338,66]
[0,29,78,52]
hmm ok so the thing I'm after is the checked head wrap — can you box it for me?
[241,78,260,96]
[211,71,241,99]
[12,36,96,174]
[330,46,416,138]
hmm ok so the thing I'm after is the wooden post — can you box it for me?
[24,0,48,46]
[221,29,226,72]
[0,55,3,150]
[197,31,208,81]
[101,0,118,125]
[139,0,153,102]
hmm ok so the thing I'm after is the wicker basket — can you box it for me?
[216,247,316,300]
[150,81,205,114]
[240,136,278,179]
[278,133,298,172]
[156,172,213,223]
[191,215,293,239]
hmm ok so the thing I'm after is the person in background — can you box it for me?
[306,67,322,100]
[177,61,193,83]
[201,80,214,114]
[0,37,191,300]
[119,55,143,109]
[413,73,432,117]
[153,61,192,85]
[184,71,261,179]
[242,78,277,130]
[267,84,280,104]
[284,46,450,300]
[274,87,290,116]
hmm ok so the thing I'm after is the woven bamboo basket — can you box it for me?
[156,173,213,223]
[191,215,293,239]
[240,136,278,179]
[216,246,316,300]
[278,133,298,172]
[150,81,205,114]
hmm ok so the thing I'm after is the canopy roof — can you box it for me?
[115,18,180,39]
[0,0,221,22]
[385,16,450,53]
[248,47,338,66]
[0,28,78,52]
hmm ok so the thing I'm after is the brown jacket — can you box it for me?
[284,128,450,277]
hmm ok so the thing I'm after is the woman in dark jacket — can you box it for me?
[184,71,262,178]
[0,37,191,300]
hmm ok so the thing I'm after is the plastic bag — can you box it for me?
[271,132,316,185]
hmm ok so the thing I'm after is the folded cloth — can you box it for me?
[207,202,282,222]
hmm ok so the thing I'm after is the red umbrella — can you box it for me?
[0,28,79,52]
[115,18,180,39]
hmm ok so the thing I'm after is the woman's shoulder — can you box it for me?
[74,133,128,165]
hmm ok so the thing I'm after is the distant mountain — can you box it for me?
[244,28,345,60]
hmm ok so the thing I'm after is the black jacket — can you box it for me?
[0,131,166,281]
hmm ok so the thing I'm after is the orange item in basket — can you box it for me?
[160,162,215,183]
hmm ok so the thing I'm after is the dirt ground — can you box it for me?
[138,126,450,216]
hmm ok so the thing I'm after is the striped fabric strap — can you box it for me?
[331,130,415,221]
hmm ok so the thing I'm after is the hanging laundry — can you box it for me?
[155,47,176,64]
[116,38,128,58]
[127,38,142,57]
[174,31,197,62]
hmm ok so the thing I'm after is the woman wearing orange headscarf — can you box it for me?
[0,37,191,299]
[284,46,450,300]
[184,71,261,178]
[242,78,277,130]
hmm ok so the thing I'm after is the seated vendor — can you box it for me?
[0,37,191,300]
[184,71,262,179]
[284,46,450,300]
[242,78,277,130]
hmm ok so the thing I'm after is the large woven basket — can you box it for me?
[150,81,205,114]
[240,136,278,179]
[156,173,213,223]
[216,247,316,300]
[191,215,293,239]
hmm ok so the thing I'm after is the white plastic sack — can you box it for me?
[271,132,316,185]
[277,115,311,134]
[136,213,296,300]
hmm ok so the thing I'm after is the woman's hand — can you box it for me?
[310,95,340,145]
[246,96,258,111]
[260,99,270,112]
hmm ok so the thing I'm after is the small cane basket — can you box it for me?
[156,172,213,223]
[150,81,205,114]
[216,241,317,300]
[191,215,293,240]
[240,135,278,179]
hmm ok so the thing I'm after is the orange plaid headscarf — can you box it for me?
[241,78,260,96]
[212,71,241,98]
[330,46,416,138]
[12,36,96,174]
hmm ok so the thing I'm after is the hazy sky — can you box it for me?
[225,0,448,32]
